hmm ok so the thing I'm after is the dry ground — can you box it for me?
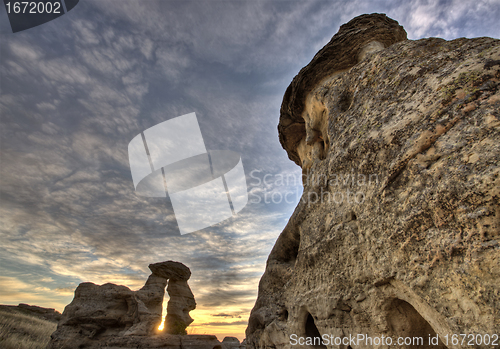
[0,308,57,349]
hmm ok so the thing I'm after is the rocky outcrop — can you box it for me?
[0,303,62,322]
[279,13,407,168]
[247,13,500,349]
[48,261,216,349]
[221,336,245,349]
[149,261,197,334]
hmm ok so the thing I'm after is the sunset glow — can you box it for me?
[158,318,165,332]
[153,301,250,341]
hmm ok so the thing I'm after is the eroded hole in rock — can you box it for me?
[342,211,357,223]
[338,91,353,112]
[386,299,447,349]
[304,313,326,349]
[297,94,330,173]
[318,140,326,160]
[278,308,289,321]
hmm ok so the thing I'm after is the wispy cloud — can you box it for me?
[0,276,72,310]
[212,313,243,318]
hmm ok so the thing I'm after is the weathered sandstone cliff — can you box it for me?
[247,13,500,349]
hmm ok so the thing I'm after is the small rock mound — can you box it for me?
[221,336,245,349]
[0,303,62,322]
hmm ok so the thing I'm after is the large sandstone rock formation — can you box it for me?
[247,13,500,349]
[48,261,220,349]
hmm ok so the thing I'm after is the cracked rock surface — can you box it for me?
[247,13,500,349]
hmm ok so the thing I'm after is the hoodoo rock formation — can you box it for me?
[149,261,197,335]
[48,261,221,349]
[247,13,500,349]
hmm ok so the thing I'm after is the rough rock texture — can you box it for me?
[48,261,205,349]
[0,303,62,322]
[279,13,407,167]
[150,260,192,281]
[247,13,500,349]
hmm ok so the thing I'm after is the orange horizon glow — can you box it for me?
[155,305,248,342]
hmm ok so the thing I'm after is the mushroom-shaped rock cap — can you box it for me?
[148,261,191,281]
[279,13,407,166]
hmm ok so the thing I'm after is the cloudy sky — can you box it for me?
[1,0,499,341]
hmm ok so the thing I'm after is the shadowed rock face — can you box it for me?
[165,279,197,334]
[247,13,500,349]
[48,261,208,349]
[47,280,166,348]
[149,260,192,281]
